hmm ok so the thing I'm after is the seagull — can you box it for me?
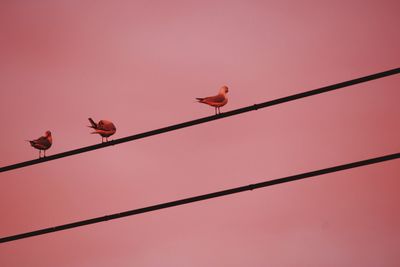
[28,130,52,158]
[196,85,229,115]
[88,118,116,143]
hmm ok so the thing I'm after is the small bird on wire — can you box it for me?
[27,130,52,158]
[88,118,116,143]
[196,85,229,115]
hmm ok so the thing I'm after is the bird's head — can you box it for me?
[220,85,229,94]
[45,130,52,137]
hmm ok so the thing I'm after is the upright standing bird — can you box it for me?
[28,130,52,158]
[196,85,229,115]
[88,118,116,143]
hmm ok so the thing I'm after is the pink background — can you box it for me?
[1,0,399,266]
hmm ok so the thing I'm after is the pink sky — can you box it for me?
[0,0,399,266]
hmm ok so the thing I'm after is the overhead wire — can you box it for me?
[1,152,398,243]
[1,67,398,173]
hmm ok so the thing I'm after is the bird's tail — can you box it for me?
[196,98,204,103]
[26,140,34,146]
[88,118,97,129]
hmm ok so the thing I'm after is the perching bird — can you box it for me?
[88,118,116,143]
[196,85,229,115]
[28,130,52,158]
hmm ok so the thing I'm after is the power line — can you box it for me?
[1,67,399,173]
[1,152,398,243]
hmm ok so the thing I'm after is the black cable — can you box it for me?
[0,67,398,173]
[1,152,398,243]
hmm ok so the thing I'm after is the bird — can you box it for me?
[196,85,229,115]
[28,130,52,158]
[88,118,116,143]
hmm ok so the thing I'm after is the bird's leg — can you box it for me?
[44,150,46,158]
[38,150,41,158]
[215,107,217,115]
[101,137,104,143]
[106,137,109,142]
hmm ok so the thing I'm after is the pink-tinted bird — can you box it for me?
[196,85,229,115]
[28,130,52,158]
[88,118,116,143]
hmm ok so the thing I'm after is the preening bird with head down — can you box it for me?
[88,118,116,143]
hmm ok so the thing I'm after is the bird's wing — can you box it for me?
[202,94,225,103]
[31,136,51,149]
[98,120,116,131]
[88,118,97,129]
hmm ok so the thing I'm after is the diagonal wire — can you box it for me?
[1,152,398,243]
[0,67,399,173]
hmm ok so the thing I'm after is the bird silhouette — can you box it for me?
[88,118,116,143]
[28,130,52,158]
[196,85,229,115]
